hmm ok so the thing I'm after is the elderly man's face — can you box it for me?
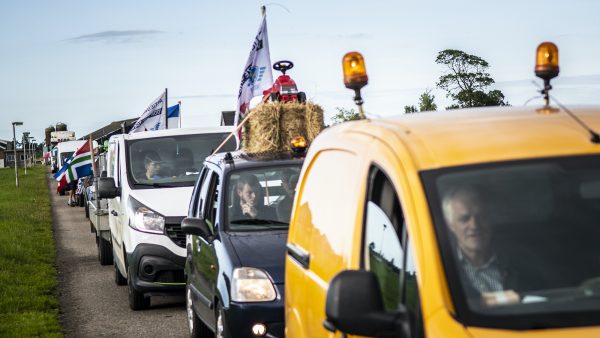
[447,191,492,256]
[238,183,257,207]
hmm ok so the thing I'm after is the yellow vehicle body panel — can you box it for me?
[285,105,600,338]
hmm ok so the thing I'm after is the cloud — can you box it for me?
[65,30,166,44]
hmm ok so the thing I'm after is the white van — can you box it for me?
[98,127,235,310]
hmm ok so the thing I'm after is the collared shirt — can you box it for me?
[457,249,504,293]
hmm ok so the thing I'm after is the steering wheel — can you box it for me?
[273,60,294,75]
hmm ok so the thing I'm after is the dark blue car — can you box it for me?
[182,151,303,338]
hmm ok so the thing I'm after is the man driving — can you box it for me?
[442,186,519,305]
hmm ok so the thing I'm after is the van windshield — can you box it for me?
[127,133,234,188]
[226,165,302,230]
[422,155,600,329]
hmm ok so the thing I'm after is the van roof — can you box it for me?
[110,126,234,141]
[338,105,600,170]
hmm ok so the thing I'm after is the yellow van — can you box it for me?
[285,105,600,337]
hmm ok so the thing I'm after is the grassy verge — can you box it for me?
[0,166,61,337]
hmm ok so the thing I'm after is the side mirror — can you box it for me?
[324,270,410,338]
[181,217,213,240]
[98,177,120,199]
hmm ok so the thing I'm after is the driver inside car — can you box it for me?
[230,174,276,221]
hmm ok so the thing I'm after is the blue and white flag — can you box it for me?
[234,11,273,147]
[167,104,180,129]
[129,91,167,134]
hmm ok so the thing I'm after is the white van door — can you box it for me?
[108,140,124,258]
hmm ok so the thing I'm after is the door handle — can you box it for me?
[286,243,310,269]
[111,210,118,216]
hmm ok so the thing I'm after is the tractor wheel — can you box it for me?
[270,92,280,102]
[298,92,307,103]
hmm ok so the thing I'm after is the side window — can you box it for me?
[196,170,213,218]
[189,168,208,217]
[203,173,220,228]
[362,166,422,336]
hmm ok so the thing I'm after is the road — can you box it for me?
[50,173,188,337]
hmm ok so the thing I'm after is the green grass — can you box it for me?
[0,166,62,337]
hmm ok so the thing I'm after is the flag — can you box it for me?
[234,12,273,147]
[167,104,180,129]
[54,141,93,193]
[129,91,167,133]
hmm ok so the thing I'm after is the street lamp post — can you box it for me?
[22,132,30,175]
[12,122,23,187]
[31,138,36,166]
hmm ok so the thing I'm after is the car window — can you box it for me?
[363,166,423,337]
[225,164,301,230]
[189,168,208,218]
[422,154,600,329]
[203,172,220,231]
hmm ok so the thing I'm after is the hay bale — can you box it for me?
[243,101,324,153]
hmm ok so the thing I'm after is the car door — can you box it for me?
[360,165,424,338]
[107,140,123,250]
[192,169,220,324]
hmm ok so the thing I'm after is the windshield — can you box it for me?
[281,85,298,94]
[422,155,600,329]
[127,133,234,188]
[226,165,302,231]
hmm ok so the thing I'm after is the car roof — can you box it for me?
[113,126,234,141]
[205,150,305,172]
[329,105,600,170]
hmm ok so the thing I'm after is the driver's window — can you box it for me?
[204,173,220,230]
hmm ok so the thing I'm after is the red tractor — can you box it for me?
[263,60,306,103]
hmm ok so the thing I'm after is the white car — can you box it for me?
[98,127,235,310]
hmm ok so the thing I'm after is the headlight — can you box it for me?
[129,197,165,234]
[231,267,276,302]
[133,207,165,234]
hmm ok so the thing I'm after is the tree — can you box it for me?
[331,107,362,125]
[418,89,437,112]
[435,49,508,108]
[404,105,418,114]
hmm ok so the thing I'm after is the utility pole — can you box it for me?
[12,122,23,187]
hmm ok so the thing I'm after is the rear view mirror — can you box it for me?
[324,270,410,338]
[97,177,120,199]
[181,217,213,241]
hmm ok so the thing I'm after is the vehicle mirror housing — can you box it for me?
[181,217,213,240]
[324,270,410,338]
[97,177,120,199]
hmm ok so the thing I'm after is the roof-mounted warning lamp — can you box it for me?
[342,52,368,119]
[535,42,559,107]
[290,136,307,157]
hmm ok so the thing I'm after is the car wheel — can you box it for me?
[114,258,127,286]
[215,304,230,338]
[186,284,212,337]
[98,235,113,266]
[84,201,89,218]
[128,265,150,310]
[90,221,95,234]
[270,92,280,102]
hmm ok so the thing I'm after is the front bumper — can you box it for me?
[127,243,186,294]
[223,285,285,338]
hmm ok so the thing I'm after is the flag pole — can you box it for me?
[164,88,169,129]
[211,107,257,156]
[89,136,96,177]
[178,101,182,128]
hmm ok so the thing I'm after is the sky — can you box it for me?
[1,0,600,143]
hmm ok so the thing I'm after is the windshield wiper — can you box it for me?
[135,182,178,188]
[230,218,288,226]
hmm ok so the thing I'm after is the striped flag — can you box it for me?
[54,141,93,193]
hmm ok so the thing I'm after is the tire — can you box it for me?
[114,258,127,286]
[215,303,230,338]
[85,201,89,218]
[90,221,95,233]
[297,92,306,103]
[128,265,150,310]
[186,284,212,338]
[98,235,113,266]
[270,92,280,102]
